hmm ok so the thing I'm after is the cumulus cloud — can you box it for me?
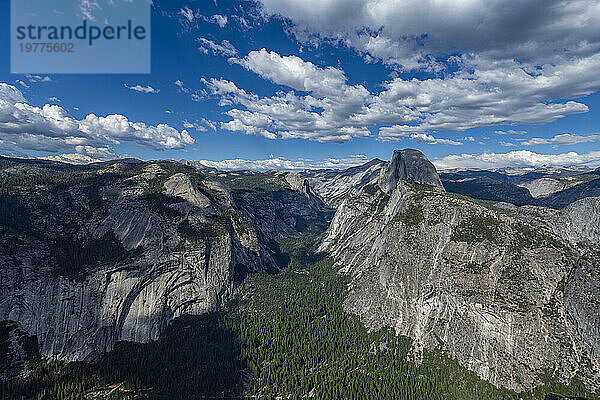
[434,150,600,170]
[233,49,350,97]
[198,38,238,57]
[241,1,600,144]
[41,145,117,164]
[378,126,463,145]
[203,49,373,142]
[203,49,594,143]
[124,84,160,94]
[197,154,370,170]
[256,0,600,71]
[0,83,194,157]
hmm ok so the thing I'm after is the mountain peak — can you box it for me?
[378,149,444,194]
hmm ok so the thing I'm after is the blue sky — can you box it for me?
[1,0,600,170]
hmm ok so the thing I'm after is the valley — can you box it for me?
[0,150,599,399]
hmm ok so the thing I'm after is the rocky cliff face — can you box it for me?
[549,197,600,247]
[378,149,444,194]
[301,159,386,207]
[319,150,600,392]
[440,166,600,209]
[0,160,275,361]
[2,151,600,395]
[564,257,600,361]
[219,170,330,245]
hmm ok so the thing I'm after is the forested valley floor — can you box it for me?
[1,234,596,400]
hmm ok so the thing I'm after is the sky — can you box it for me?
[1,0,600,170]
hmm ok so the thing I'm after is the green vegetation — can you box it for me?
[510,222,573,256]
[393,202,424,226]
[2,234,597,400]
[223,171,290,193]
[451,214,503,245]
[0,321,39,380]
[140,192,183,219]
[177,219,227,243]
[463,261,487,274]
[362,183,380,196]
[51,231,133,281]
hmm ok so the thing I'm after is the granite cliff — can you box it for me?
[0,158,326,361]
[319,150,600,392]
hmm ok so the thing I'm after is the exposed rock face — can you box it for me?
[540,178,600,209]
[519,177,570,198]
[221,170,330,245]
[302,150,442,206]
[440,166,600,209]
[564,258,600,360]
[0,161,273,361]
[549,197,600,247]
[163,172,211,209]
[301,159,385,207]
[442,176,537,206]
[319,160,600,392]
[378,149,444,194]
[1,243,237,361]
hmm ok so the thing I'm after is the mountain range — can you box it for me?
[0,150,599,399]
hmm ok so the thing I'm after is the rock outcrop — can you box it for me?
[378,149,444,194]
[0,160,274,361]
[301,159,386,207]
[319,152,600,392]
[220,170,330,245]
[564,257,600,360]
[549,197,600,247]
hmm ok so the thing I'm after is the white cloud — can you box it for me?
[256,0,600,71]
[204,49,594,143]
[47,97,61,102]
[378,126,463,145]
[175,79,206,102]
[196,154,370,170]
[124,84,160,94]
[78,0,101,20]
[521,133,600,146]
[80,114,194,149]
[183,118,217,132]
[212,14,228,28]
[434,150,600,170]
[180,6,195,22]
[0,83,194,156]
[204,49,373,142]
[233,48,350,97]
[41,145,117,164]
[198,38,238,57]
[246,1,600,144]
